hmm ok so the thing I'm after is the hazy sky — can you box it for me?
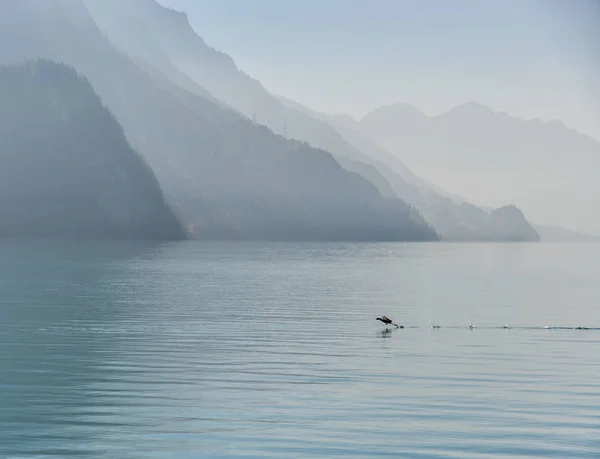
[159,0,599,140]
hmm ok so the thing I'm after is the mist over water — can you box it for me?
[2,241,599,458]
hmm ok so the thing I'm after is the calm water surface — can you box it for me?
[1,241,599,458]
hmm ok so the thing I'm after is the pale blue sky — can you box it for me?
[158,0,599,139]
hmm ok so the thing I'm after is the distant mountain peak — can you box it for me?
[362,102,425,121]
[491,204,523,216]
[488,205,540,241]
[548,119,566,129]
[445,101,495,117]
[445,103,582,135]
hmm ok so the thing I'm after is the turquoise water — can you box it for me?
[1,241,599,458]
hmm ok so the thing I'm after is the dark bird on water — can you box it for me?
[376,316,402,329]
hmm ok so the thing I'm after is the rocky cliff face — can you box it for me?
[0,60,185,240]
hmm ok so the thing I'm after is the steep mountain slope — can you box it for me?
[84,0,415,199]
[360,102,600,233]
[0,60,185,240]
[0,0,437,241]
[275,94,431,200]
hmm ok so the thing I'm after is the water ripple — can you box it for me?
[1,241,599,458]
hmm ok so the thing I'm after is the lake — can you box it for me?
[1,241,599,458]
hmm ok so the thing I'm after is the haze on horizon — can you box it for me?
[159,0,599,138]
[159,0,600,234]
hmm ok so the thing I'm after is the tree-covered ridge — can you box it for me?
[0,59,185,240]
[164,112,439,241]
[173,120,437,241]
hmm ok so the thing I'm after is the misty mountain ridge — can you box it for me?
[2,0,577,241]
[0,0,438,241]
[84,0,434,199]
[275,96,541,242]
[319,101,598,241]
[363,101,598,146]
[81,0,539,241]
[359,101,600,234]
[0,59,185,240]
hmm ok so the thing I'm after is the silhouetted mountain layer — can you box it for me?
[83,0,541,242]
[362,102,600,171]
[360,102,600,234]
[85,0,424,199]
[0,0,438,241]
[275,98,540,242]
[0,60,185,240]
[418,201,539,242]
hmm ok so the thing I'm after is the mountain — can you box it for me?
[417,200,539,242]
[81,0,542,242]
[360,102,600,234]
[0,59,185,240]
[84,0,420,199]
[0,0,437,241]
[534,225,600,243]
[275,94,431,195]
[276,97,540,242]
[488,205,540,242]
